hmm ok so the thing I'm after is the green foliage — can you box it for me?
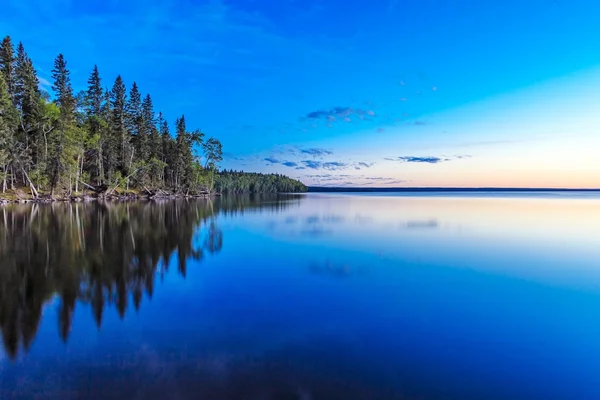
[0,35,306,197]
[215,170,307,194]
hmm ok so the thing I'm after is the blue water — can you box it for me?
[1,193,600,399]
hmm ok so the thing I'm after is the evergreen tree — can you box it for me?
[48,54,78,195]
[0,73,18,192]
[126,82,147,181]
[158,112,173,186]
[83,65,105,182]
[85,65,102,117]
[109,75,127,175]
[14,42,43,169]
[174,115,193,190]
[142,94,156,161]
[0,36,15,102]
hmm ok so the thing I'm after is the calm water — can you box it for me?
[1,193,600,399]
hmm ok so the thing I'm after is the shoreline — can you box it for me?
[0,192,221,205]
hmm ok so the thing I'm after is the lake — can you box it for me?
[1,192,600,399]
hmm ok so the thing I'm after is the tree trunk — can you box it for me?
[98,146,104,185]
[2,165,6,193]
[20,166,39,199]
[127,148,135,191]
[10,165,15,190]
[75,154,81,193]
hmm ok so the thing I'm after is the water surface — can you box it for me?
[1,193,600,399]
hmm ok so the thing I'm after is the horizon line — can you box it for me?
[306,186,600,191]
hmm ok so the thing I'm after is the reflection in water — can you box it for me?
[0,195,301,360]
[2,193,600,400]
[403,219,439,229]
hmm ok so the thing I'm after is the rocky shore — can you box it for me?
[0,190,221,204]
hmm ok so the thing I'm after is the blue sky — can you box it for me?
[2,0,600,187]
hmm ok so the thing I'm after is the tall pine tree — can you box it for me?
[48,54,77,194]
[0,73,18,192]
[84,65,105,182]
[109,75,127,176]
[0,36,15,103]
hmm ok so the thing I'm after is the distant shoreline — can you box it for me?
[307,187,600,193]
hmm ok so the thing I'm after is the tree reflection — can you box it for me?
[0,195,301,359]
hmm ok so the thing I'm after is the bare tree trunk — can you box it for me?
[98,146,104,185]
[127,148,135,191]
[75,154,81,193]
[10,165,14,190]
[20,166,39,198]
[2,165,6,193]
[43,127,50,163]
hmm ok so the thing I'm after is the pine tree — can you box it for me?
[0,36,15,102]
[109,75,127,175]
[51,55,75,114]
[83,66,105,183]
[142,94,156,162]
[99,87,112,183]
[0,73,18,192]
[126,82,147,178]
[158,112,172,186]
[85,65,102,117]
[48,54,78,195]
[174,115,193,190]
[14,42,43,168]
[142,95,163,186]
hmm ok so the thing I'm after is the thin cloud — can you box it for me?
[301,160,347,170]
[38,76,51,88]
[357,162,374,168]
[322,161,347,170]
[300,148,333,157]
[304,106,373,121]
[264,157,280,164]
[387,156,443,164]
[384,154,470,164]
[282,161,298,167]
[302,160,323,169]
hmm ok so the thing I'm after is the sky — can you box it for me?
[2,0,600,188]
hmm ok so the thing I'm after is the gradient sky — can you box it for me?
[2,0,600,187]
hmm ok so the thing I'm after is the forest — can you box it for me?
[0,36,306,200]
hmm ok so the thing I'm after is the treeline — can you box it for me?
[0,36,305,198]
[215,170,307,194]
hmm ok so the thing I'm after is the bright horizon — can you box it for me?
[2,0,600,188]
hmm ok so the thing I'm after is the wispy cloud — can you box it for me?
[264,157,280,164]
[385,156,443,164]
[38,76,51,88]
[282,161,298,167]
[300,148,333,157]
[356,162,374,169]
[301,160,347,170]
[304,106,376,121]
[384,155,470,164]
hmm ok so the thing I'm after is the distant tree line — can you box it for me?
[0,36,305,198]
[215,170,307,193]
